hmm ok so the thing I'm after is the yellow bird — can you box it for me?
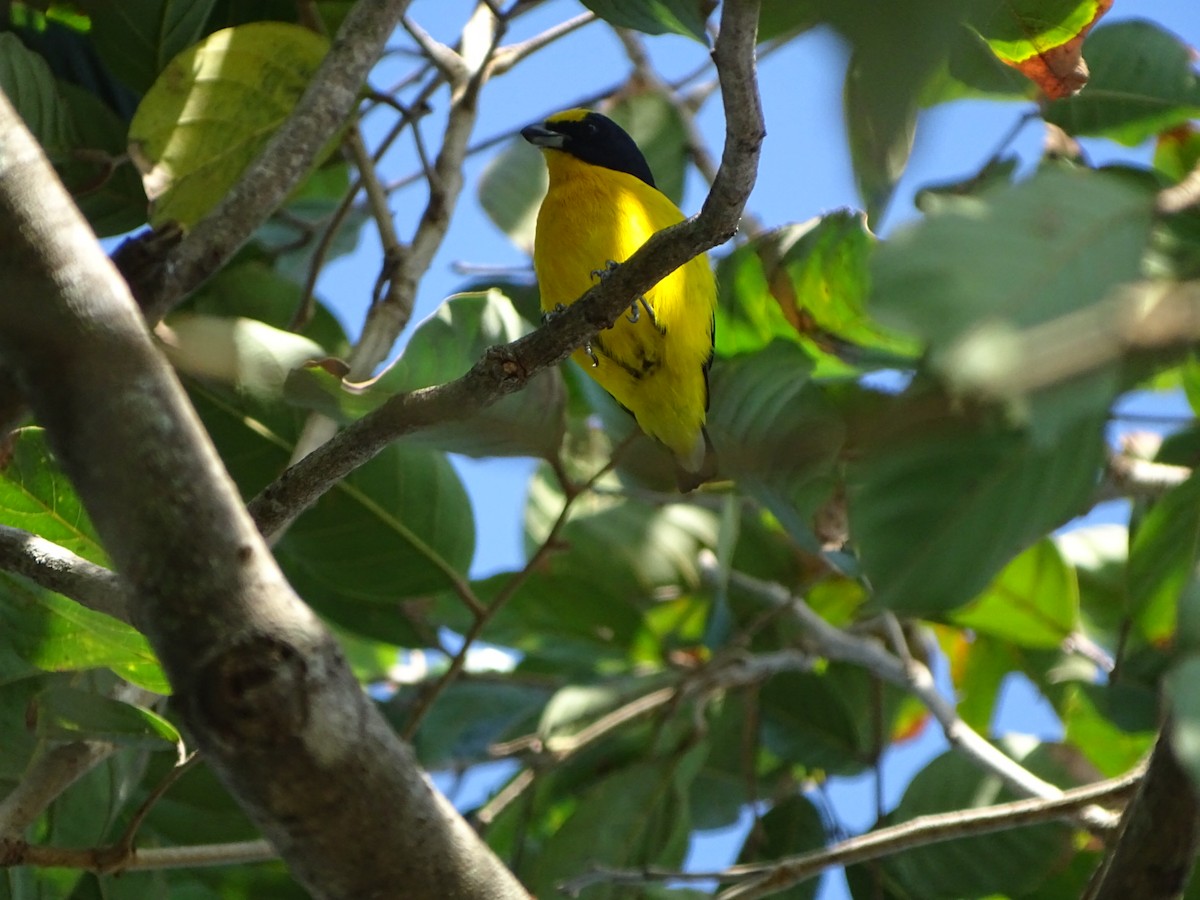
[522,108,717,491]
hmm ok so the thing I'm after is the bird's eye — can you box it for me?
[583,121,598,137]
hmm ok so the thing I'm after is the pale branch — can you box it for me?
[0,525,128,622]
[247,0,765,540]
[556,764,1145,899]
[717,564,1121,833]
[143,0,414,321]
[0,742,119,838]
[489,10,596,75]
[1,837,278,874]
[0,90,528,899]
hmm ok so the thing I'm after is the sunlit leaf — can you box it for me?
[972,0,1111,99]
[950,539,1080,648]
[128,22,331,227]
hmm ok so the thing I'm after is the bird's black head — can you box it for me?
[521,109,657,189]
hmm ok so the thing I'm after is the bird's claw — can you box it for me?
[626,296,657,325]
[590,259,620,282]
[584,340,599,367]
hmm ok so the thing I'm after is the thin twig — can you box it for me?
[555,763,1145,899]
[0,524,128,622]
[718,564,1121,833]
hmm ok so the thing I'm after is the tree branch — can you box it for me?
[0,524,128,621]
[0,88,528,899]
[247,0,766,539]
[559,764,1144,899]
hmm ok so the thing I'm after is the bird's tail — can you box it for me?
[675,427,718,493]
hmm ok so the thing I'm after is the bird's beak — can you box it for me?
[521,124,565,149]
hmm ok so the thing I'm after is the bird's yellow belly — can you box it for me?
[533,168,713,462]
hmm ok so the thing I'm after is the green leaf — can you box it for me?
[255,161,370,283]
[757,0,820,42]
[530,756,697,898]
[128,22,331,227]
[478,137,546,254]
[0,428,107,565]
[578,0,711,42]
[1044,21,1200,146]
[33,685,179,748]
[844,51,917,226]
[187,256,350,356]
[609,92,689,207]
[871,168,1154,430]
[707,342,842,492]
[759,668,871,777]
[872,167,1154,349]
[972,0,1107,64]
[735,795,825,900]
[714,237,801,358]
[760,214,919,374]
[850,413,1106,616]
[1155,123,1200,183]
[1127,469,1200,644]
[0,575,170,694]
[879,744,1075,898]
[950,539,1080,648]
[407,680,548,770]
[1056,523,1129,640]
[1063,682,1156,777]
[287,292,566,460]
[0,32,73,152]
[56,83,150,236]
[188,386,475,643]
[87,0,218,94]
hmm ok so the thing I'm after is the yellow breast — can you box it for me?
[532,151,715,466]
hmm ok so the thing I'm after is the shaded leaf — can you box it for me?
[735,794,825,900]
[128,22,331,227]
[880,744,1076,898]
[1127,469,1200,644]
[530,754,699,898]
[33,685,179,748]
[1063,682,1156,777]
[86,0,218,94]
[850,413,1106,616]
[609,91,689,207]
[578,0,711,43]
